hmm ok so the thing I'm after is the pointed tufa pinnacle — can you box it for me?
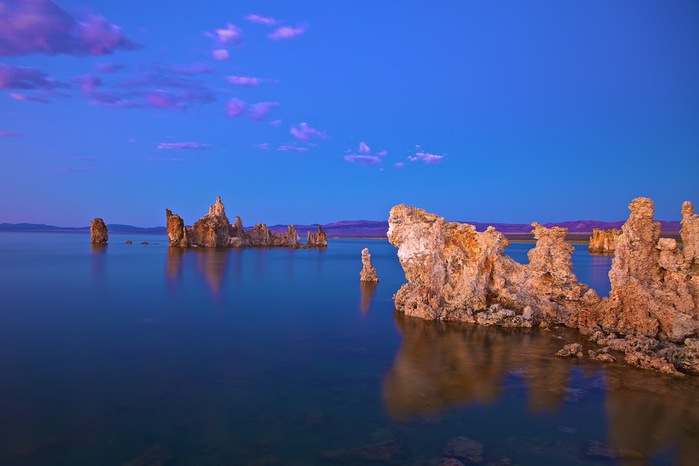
[90,218,108,244]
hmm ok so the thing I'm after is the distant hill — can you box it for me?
[0,219,683,238]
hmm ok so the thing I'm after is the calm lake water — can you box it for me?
[0,233,697,465]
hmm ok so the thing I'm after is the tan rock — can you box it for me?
[166,209,188,247]
[556,343,583,358]
[588,228,621,254]
[306,226,328,248]
[360,248,379,282]
[682,201,699,268]
[90,218,108,244]
[186,196,234,247]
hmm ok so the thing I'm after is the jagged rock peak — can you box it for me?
[166,209,188,247]
[681,201,699,267]
[207,196,228,219]
[90,218,108,244]
[360,248,379,282]
[306,225,328,248]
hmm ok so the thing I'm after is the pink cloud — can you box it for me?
[208,23,243,45]
[345,155,381,166]
[395,162,405,168]
[245,14,278,26]
[290,122,328,142]
[226,75,263,87]
[73,75,101,93]
[95,62,124,74]
[0,131,22,137]
[278,144,308,153]
[0,0,139,56]
[409,150,445,164]
[213,49,230,61]
[0,64,67,89]
[82,67,216,111]
[157,142,210,150]
[9,92,50,103]
[377,150,387,157]
[358,142,370,154]
[270,119,283,127]
[226,98,246,117]
[249,101,278,121]
[268,26,306,40]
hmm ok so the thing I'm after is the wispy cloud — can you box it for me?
[278,144,308,153]
[290,122,327,142]
[395,162,405,168]
[152,63,213,76]
[344,155,381,166]
[81,66,217,111]
[358,142,371,154]
[207,23,243,45]
[95,62,125,74]
[226,75,263,87]
[0,64,67,90]
[213,49,230,61]
[377,150,387,157]
[0,0,139,56]
[249,102,278,121]
[226,98,246,117]
[0,131,22,137]
[408,150,445,164]
[245,14,278,26]
[9,92,51,103]
[268,26,306,40]
[157,142,211,150]
[254,143,271,150]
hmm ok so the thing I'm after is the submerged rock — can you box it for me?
[90,218,108,244]
[359,248,379,282]
[388,197,699,375]
[588,228,620,254]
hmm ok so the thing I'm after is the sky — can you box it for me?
[1,0,698,227]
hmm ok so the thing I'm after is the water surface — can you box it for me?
[0,233,696,465]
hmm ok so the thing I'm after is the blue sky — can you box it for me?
[1,0,698,227]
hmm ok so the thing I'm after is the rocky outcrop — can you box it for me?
[359,248,379,282]
[90,218,108,244]
[166,209,188,247]
[388,197,699,375]
[305,226,328,248]
[582,198,699,343]
[588,228,620,254]
[165,197,307,249]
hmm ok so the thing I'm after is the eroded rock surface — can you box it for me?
[165,197,305,249]
[388,197,699,375]
[306,226,328,248]
[360,248,379,282]
[588,228,621,254]
[90,218,108,244]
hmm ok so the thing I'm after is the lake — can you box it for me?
[0,233,697,465]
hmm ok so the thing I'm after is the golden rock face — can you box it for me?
[89,217,108,244]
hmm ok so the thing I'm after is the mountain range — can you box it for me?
[0,219,682,238]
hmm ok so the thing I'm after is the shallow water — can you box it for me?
[0,233,697,465]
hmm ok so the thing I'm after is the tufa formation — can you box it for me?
[359,247,379,282]
[388,197,699,375]
[166,196,325,249]
[90,218,109,244]
[588,228,621,254]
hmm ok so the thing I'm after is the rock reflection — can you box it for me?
[383,314,571,420]
[193,248,230,294]
[359,282,378,315]
[165,248,186,283]
[89,244,107,280]
[384,314,699,464]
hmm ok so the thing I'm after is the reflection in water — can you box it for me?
[194,248,230,294]
[359,282,377,315]
[384,314,699,464]
[165,248,186,283]
[89,244,107,280]
[383,314,571,420]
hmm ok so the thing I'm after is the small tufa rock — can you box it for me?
[90,218,108,244]
[125,240,133,245]
[306,225,328,248]
[588,228,621,254]
[359,248,379,282]
[556,343,583,358]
